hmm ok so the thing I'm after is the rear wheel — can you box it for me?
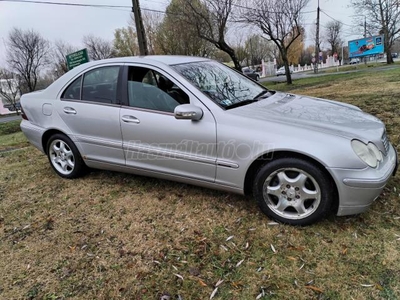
[47,133,87,179]
[253,158,334,225]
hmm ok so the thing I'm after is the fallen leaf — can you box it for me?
[361,284,374,287]
[256,287,266,299]
[216,279,224,287]
[226,235,234,241]
[210,287,218,299]
[231,281,242,289]
[236,259,245,268]
[287,256,297,261]
[305,285,323,293]
[220,245,228,251]
[342,248,348,255]
[174,273,183,281]
[198,279,207,287]
[271,244,277,253]
[268,222,279,226]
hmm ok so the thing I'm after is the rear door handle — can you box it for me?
[63,107,77,115]
[121,115,140,124]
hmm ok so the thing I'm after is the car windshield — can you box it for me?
[173,61,267,109]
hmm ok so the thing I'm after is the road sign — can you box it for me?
[66,49,90,70]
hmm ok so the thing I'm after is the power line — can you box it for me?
[0,0,317,15]
[0,0,174,14]
[320,9,353,27]
[0,0,131,8]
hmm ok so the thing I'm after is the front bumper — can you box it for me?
[328,143,398,216]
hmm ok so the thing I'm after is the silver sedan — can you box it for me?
[20,56,398,225]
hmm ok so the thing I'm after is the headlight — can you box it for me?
[367,143,383,162]
[351,140,383,168]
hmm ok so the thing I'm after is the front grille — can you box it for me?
[382,131,390,154]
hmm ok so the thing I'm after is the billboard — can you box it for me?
[348,35,384,58]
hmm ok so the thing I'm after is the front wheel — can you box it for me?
[47,133,87,179]
[253,158,334,225]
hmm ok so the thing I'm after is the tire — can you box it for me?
[46,133,87,179]
[253,158,334,225]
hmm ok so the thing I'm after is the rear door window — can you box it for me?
[82,66,120,104]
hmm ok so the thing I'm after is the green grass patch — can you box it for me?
[0,120,28,150]
[0,120,21,135]
[0,131,29,150]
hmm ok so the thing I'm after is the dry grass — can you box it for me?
[1,67,400,299]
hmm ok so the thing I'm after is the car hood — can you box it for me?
[229,92,385,143]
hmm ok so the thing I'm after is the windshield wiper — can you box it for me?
[253,89,272,100]
[225,99,259,110]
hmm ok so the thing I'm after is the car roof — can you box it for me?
[73,55,210,68]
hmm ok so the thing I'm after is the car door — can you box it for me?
[57,65,125,165]
[119,64,217,182]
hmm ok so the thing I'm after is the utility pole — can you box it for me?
[314,0,320,74]
[364,16,367,38]
[364,16,367,64]
[132,0,148,56]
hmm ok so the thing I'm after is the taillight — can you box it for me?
[21,106,29,120]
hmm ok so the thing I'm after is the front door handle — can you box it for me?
[63,107,77,115]
[121,115,140,124]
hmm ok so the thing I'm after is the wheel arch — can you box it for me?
[243,150,339,213]
[42,129,70,155]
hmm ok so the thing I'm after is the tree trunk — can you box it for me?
[218,40,242,72]
[282,50,292,85]
[386,47,394,64]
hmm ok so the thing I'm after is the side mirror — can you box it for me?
[174,104,203,121]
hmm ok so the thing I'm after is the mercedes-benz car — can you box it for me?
[20,56,398,225]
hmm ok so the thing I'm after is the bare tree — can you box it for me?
[0,69,21,114]
[325,20,343,56]
[183,0,242,71]
[83,35,116,60]
[351,0,400,64]
[52,40,78,77]
[242,0,310,84]
[6,28,49,93]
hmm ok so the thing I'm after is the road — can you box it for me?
[0,114,21,123]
